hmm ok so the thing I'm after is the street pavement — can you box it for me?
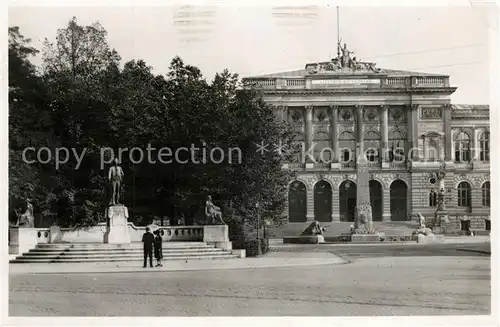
[9,242,491,316]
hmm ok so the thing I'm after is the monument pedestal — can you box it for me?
[351,234,380,243]
[350,156,380,243]
[103,205,131,244]
[432,211,450,234]
[416,234,445,244]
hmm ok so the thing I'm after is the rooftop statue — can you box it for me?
[306,42,382,74]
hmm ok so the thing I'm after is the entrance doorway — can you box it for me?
[339,180,357,222]
[288,181,307,222]
[369,180,383,221]
[390,180,408,221]
[314,181,332,222]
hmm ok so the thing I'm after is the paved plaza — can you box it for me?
[9,242,491,316]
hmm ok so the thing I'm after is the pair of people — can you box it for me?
[141,227,163,268]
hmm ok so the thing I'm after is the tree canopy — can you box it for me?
[9,18,294,229]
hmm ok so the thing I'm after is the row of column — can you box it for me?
[304,187,395,222]
[301,105,393,163]
[294,104,454,162]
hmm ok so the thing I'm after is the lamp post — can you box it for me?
[256,201,261,255]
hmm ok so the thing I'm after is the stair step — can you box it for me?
[33,246,215,251]
[11,254,239,263]
[18,251,229,259]
[36,242,209,248]
[23,248,222,256]
[28,245,215,251]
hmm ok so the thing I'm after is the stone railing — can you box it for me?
[414,76,447,87]
[286,163,306,169]
[384,77,408,86]
[157,226,204,242]
[312,162,331,169]
[366,161,380,168]
[389,161,407,169]
[243,78,277,88]
[126,224,204,243]
[285,79,306,88]
[341,161,356,169]
[243,75,449,90]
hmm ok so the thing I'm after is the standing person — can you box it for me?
[154,230,163,267]
[142,227,154,268]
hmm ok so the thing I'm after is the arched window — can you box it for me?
[290,132,304,163]
[457,181,471,208]
[482,181,490,207]
[364,130,380,162]
[428,139,438,162]
[313,131,331,163]
[339,131,356,164]
[429,190,437,207]
[454,131,471,162]
[366,149,378,162]
[479,132,490,162]
[388,130,406,162]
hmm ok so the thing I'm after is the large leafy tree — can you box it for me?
[39,17,122,226]
[8,27,63,225]
[10,18,294,231]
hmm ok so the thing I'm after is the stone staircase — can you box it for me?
[10,242,239,263]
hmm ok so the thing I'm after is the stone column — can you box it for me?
[443,104,452,161]
[355,105,364,160]
[471,128,477,161]
[306,183,315,221]
[382,187,391,221]
[329,105,339,162]
[305,105,314,163]
[331,186,340,221]
[380,105,389,162]
[407,104,419,160]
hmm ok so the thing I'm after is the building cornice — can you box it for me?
[257,87,457,97]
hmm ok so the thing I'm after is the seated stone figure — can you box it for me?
[205,195,225,225]
[17,199,35,228]
[301,220,325,236]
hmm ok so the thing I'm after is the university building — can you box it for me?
[244,43,490,233]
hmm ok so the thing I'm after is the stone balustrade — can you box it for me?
[243,75,449,89]
[9,224,207,255]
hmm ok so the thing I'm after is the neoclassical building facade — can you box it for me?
[244,44,490,232]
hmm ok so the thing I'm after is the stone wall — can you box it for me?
[409,171,490,225]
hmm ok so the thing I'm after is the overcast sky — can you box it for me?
[8,5,493,103]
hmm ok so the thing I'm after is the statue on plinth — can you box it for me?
[418,213,426,229]
[413,213,434,236]
[16,199,34,228]
[301,220,327,236]
[108,159,124,206]
[205,195,225,225]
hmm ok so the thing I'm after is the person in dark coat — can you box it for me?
[154,230,163,267]
[142,227,155,268]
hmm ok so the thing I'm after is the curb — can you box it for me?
[9,256,348,275]
[456,248,491,255]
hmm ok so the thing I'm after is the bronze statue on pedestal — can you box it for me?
[108,159,124,205]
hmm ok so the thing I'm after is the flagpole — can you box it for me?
[337,6,340,58]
